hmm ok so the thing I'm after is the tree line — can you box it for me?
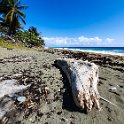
[0,0,45,47]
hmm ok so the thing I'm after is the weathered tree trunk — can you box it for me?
[55,58,101,111]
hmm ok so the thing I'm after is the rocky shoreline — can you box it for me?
[0,48,124,124]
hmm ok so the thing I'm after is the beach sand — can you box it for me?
[0,48,124,124]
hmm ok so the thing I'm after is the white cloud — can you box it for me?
[43,36,114,47]
[78,36,102,45]
[105,38,115,44]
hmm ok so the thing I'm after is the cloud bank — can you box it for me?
[43,36,114,47]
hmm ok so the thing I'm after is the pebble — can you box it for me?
[108,108,112,113]
[70,121,75,124]
[109,86,117,92]
[119,85,123,88]
[108,116,112,121]
[57,111,62,115]
[37,111,44,117]
[46,112,52,118]
[29,116,35,123]
[61,117,68,122]
[17,96,26,103]
[44,122,48,124]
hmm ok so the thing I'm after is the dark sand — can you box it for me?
[0,48,124,124]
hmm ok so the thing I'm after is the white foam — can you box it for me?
[64,48,124,56]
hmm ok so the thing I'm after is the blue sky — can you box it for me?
[23,0,124,47]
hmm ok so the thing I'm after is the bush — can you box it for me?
[14,30,45,47]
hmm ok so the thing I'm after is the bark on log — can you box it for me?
[55,58,101,111]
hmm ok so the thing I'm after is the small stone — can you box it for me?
[57,111,62,115]
[44,122,48,124]
[37,111,44,117]
[17,96,26,103]
[109,86,117,92]
[70,121,74,124]
[46,112,52,118]
[29,118,33,122]
[108,108,112,113]
[108,116,112,121]
[70,115,75,119]
[61,117,68,122]
[29,116,35,123]
[119,85,123,88]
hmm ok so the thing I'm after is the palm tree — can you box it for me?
[0,0,27,35]
[28,26,40,36]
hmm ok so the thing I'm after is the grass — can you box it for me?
[0,37,44,51]
[0,38,29,49]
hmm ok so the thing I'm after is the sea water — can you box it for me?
[55,47,124,56]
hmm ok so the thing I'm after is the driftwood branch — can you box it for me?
[55,58,101,111]
[0,56,32,63]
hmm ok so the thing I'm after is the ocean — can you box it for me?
[55,47,124,56]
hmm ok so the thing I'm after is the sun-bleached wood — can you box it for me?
[55,58,101,111]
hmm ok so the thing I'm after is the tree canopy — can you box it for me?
[14,27,45,47]
[0,0,27,35]
[0,0,45,47]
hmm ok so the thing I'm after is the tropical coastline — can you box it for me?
[0,47,124,124]
[0,0,124,124]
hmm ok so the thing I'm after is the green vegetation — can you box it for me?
[0,37,26,49]
[0,0,27,35]
[0,0,45,48]
[14,27,45,47]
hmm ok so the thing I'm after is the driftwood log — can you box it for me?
[55,58,101,111]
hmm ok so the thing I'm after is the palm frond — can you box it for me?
[18,15,26,24]
[5,9,14,24]
[17,10,26,17]
[8,0,14,6]
[15,0,21,6]
[17,5,28,10]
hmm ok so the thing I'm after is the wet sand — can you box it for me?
[0,48,124,124]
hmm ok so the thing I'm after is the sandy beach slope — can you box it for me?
[0,48,124,124]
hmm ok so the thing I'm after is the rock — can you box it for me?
[109,86,117,92]
[57,111,62,115]
[17,96,26,103]
[29,117,35,123]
